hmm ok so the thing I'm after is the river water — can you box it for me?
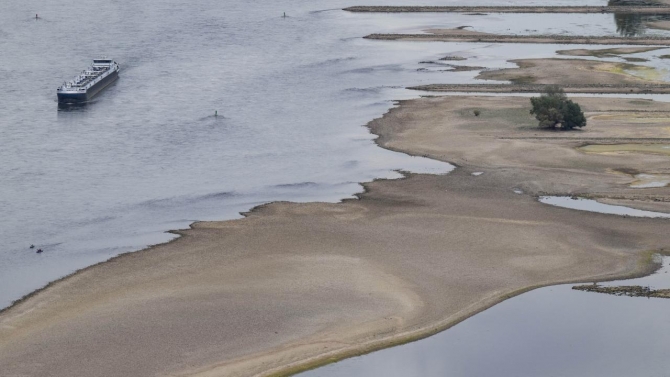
[2,0,626,308]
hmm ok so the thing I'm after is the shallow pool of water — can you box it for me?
[539,196,670,218]
[298,257,670,377]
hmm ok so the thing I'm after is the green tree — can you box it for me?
[562,100,587,130]
[530,85,586,130]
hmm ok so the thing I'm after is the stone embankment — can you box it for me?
[365,33,670,46]
[409,83,670,94]
[345,5,670,14]
[573,284,670,298]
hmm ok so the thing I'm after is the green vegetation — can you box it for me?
[530,85,586,130]
[509,75,536,84]
[473,109,481,117]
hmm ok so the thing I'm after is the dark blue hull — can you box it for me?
[57,70,118,104]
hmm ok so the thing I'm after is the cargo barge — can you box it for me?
[57,59,119,104]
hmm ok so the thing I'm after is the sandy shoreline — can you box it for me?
[2,94,670,376]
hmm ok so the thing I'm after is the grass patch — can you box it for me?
[509,75,536,84]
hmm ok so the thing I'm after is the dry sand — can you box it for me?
[1,96,670,377]
[371,96,670,206]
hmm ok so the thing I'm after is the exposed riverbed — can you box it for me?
[298,257,670,377]
[2,0,640,309]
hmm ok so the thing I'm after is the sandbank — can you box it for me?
[1,96,670,377]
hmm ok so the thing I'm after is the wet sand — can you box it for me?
[1,96,670,377]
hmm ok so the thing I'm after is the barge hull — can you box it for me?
[57,70,118,104]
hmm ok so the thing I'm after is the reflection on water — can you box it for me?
[610,0,670,36]
[615,13,648,36]
[613,13,670,36]
[299,258,670,377]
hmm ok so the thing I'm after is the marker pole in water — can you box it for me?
[283,12,286,18]
[215,110,218,117]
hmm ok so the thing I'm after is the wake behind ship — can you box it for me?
[57,59,119,104]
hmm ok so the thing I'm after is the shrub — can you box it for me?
[530,85,586,130]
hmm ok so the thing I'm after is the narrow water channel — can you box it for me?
[540,196,670,218]
[298,257,670,377]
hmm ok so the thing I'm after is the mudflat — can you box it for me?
[1,96,670,377]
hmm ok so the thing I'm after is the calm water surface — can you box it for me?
[299,258,670,377]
